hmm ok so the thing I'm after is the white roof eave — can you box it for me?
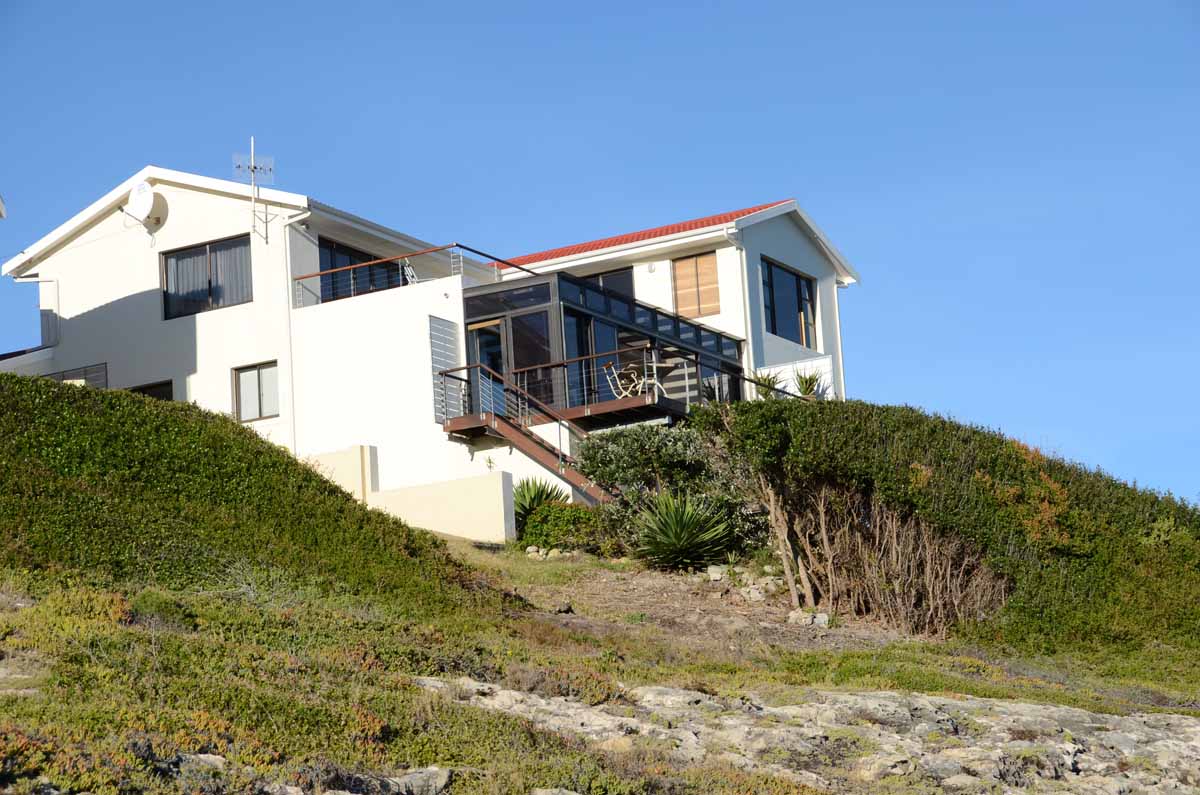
[735,201,861,285]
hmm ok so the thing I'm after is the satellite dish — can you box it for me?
[125,181,155,223]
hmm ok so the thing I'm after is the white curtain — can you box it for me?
[211,237,252,308]
[164,245,209,318]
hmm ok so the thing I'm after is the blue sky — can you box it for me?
[1,1,1197,500]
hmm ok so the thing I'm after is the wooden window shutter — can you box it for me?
[672,252,720,319]
[673,256,700,317]
[695,252,720,316]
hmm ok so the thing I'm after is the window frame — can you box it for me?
[160,233,254,320]
[232,360,280,423]
[316,236,403,302]
[671,251,720,319]
[760,256,818,349]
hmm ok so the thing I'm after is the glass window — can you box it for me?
[558,278,583,305]
[510,312,552,370]
[45,363,108,389]
[672,252,720,318]
[584,285,608,311]
[317,238,399,302]
[609,295,632,321]
[164,235,252,319]
[464,283,551,318]
[761,258,817,348]
[677,321,699,344]
[634,304,656,330]
[585,267,634,298]
[234,361,279,422]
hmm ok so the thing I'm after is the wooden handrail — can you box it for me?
[292,243,456,282]
[437,362,590,440]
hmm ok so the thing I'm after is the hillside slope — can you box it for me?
[692,399,1200,652]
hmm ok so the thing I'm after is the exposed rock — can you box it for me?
[812,612,830,627]
[553,602,574,615]
[739,585,766,603]
[263,784,304,795]
[787,608,814,626]
[179,753,227,772]
[706,564,727,582]
[546,548,563,559]
[412,676,1200,793]
[525,546,539,555]
[530,790,582,795]
[387,767,451,795]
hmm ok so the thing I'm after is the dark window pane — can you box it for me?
[721,336,740,359]
[634,304,656,330]
[211,236,252,308]
[164,243,210,319]
[130,380,173,400]
[510,312,552,370]
[601,268,634,298]
[700,330,719,353]
[464,283,551,318]
[771,265,802,344]
[559,278,583,305]
[657,313,677,337]
[678,321,699,344]
[584,286,608,311]
[609,295,632,320]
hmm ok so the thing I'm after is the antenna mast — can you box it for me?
[233,137,275,241]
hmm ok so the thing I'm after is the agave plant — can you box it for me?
[751,371,786,400]
[792,369,823,398]
[636,492,732,570]
[513,478,568,532]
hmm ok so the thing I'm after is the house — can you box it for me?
[0,167,859,542]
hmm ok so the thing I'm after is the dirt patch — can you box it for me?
[510,562,900,655]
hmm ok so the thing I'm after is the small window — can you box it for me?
[672,252,720,318]
[761,258,817,348]
[234,361,279,422]
[129,380,173,401]
[163,235,252,319]
[45,363,108,389]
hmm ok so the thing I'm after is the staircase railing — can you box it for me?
[437,363,589,473]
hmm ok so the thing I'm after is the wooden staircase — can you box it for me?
[438,363,610,503]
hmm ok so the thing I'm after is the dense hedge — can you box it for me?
[691,400,1200,651]
[0,374,493,617]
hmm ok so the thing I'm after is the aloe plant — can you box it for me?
[513,478,568,532]
[636,492,732,570]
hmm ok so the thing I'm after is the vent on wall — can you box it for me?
[429,316,460,423]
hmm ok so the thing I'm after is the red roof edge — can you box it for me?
[498,199,792,268]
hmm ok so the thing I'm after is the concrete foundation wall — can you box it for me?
[367,471,515,544]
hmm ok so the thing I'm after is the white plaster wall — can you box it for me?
[628,244,748,344]
[739,214,847,399]
[13,182,299,447]
[367,471,514,544]
[288,275,579,497]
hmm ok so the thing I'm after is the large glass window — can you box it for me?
[672,252,720,318]
[761,258,817,348]
[318,238,400,302]
[163,235,252,319]
[129,380,173,401]
[234,361,279,422]
[464,283,551,318]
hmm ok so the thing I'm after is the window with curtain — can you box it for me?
[163,235,252,319]
[318,237,400,302]
[672,252,720,318]
[234,361,279,422]
[761,258,817,349]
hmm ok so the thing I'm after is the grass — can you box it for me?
[1,374,1198,794]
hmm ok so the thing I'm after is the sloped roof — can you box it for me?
[502,200,791,267]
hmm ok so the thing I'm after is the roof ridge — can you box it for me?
[500,199,792,268]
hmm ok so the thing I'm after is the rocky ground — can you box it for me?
[417,675,1200,794]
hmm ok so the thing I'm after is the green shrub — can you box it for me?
[128,587,196,630]
[636,492,733,570]
[690,400,1200,651]
[521,502,600,551]
[513,478,568,531]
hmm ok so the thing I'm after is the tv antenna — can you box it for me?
[233,136,275,240]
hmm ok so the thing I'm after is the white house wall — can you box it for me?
[10,182,299,448]
[287,275,578,500]
[739,214,847,398]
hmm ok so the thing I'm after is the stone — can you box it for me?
[525,545,539,554]
[856,753,914,781]
[812,612,830,627]
[762,564,779,575]
[941,773,984,790]
[706,564,727,582]
[787,609,814,626]
[179,753,226,772]
[531,790,583,795]
[387,767,452,795]
[739,586,766,603]
[546,548,563,559]
[263,785,303,795]
[554,602,574,615]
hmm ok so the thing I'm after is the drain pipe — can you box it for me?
[281,209,311,455]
